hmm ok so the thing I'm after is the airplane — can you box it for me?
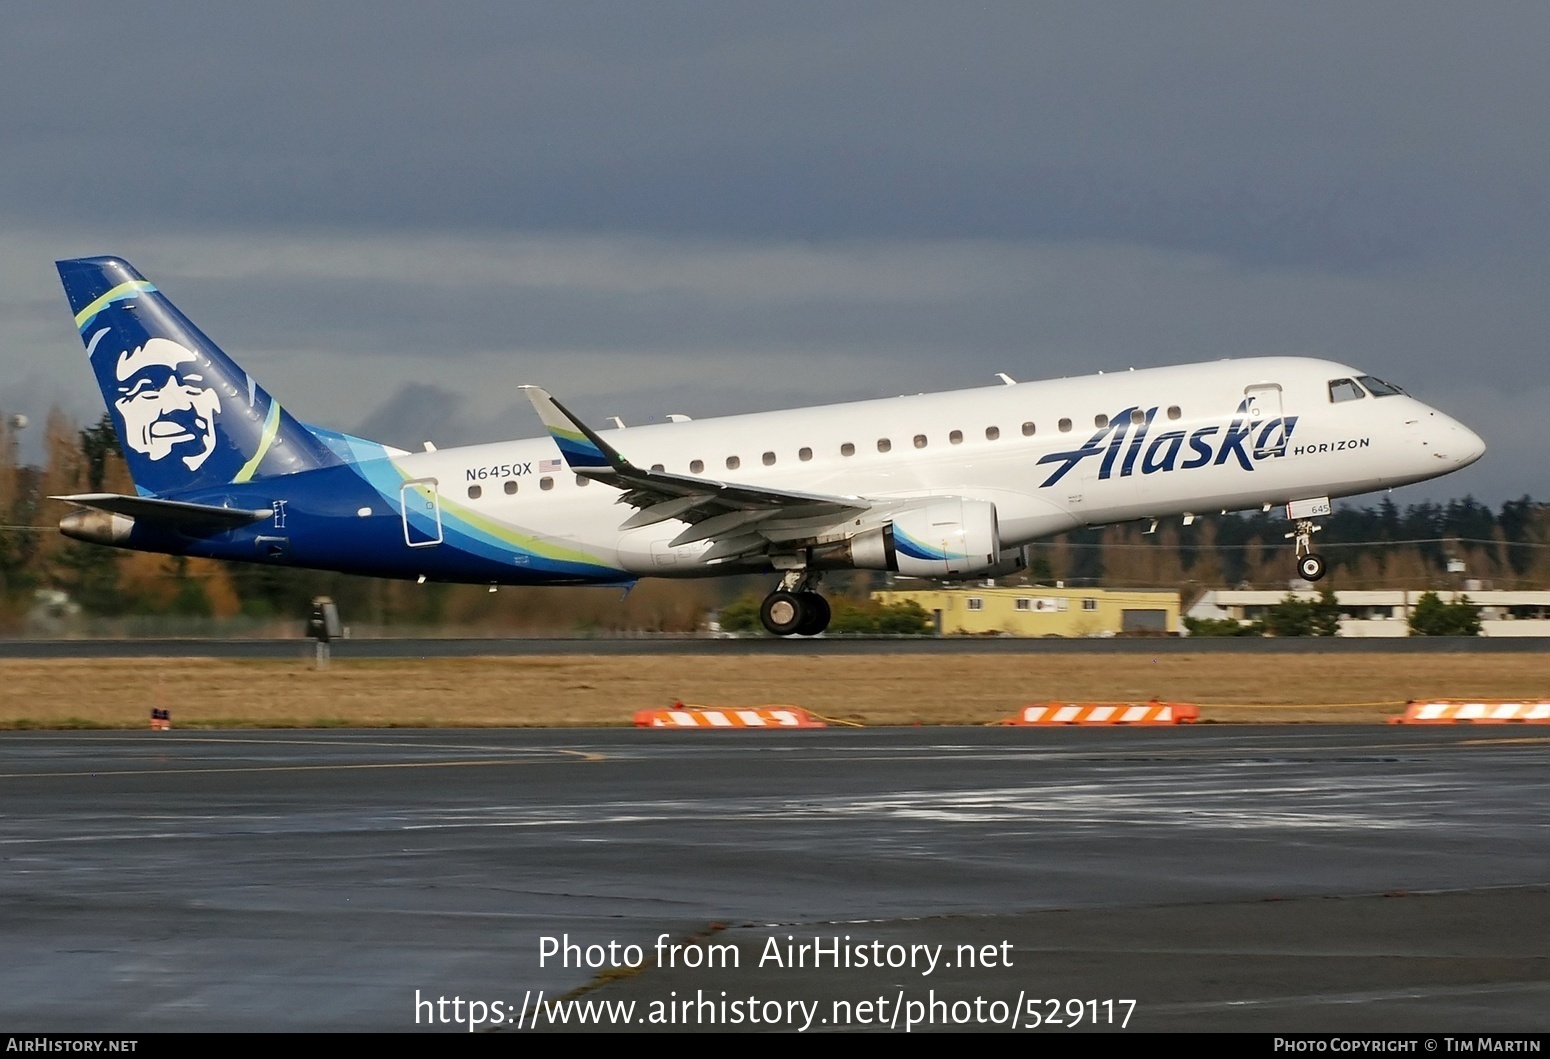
[52,255,1486,636]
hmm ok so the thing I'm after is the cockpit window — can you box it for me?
[1328,378,1366,403]
[1357,375,1406,397]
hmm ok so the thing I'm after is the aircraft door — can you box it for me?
[1244,383,1288,459]
[399,478,443,547]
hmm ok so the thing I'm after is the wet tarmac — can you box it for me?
[2,726,1546,1031]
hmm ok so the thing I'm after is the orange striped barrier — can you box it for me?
[1003,701,1199,726]
[150,708,172,731]
[1389,700,1550,724]
[634,704,827,729]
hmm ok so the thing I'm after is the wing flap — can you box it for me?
[700,531,771,563]
[518,387,991,562]
[667,508,777,547]
[520,386,869,551]
[619,495,704,530]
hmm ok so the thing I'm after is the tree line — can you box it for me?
[1185,588,1483,637]
[1026,495,1550,592]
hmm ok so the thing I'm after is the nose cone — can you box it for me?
[1448,418,1487,468]
[1409,407,1486,473]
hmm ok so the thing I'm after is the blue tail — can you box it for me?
[56,256,342,497]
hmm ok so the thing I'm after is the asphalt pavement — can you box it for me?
[2,726,1546,1032]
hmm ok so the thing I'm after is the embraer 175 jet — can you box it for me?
[53,256,1485,636]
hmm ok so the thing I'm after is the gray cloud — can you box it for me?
[0,4,1544,510]
[3,4,1547,266]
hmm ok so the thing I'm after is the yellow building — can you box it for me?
[872,586,1181,637]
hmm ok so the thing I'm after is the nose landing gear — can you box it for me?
[759,571,831,636]
[1283,498,1332,583]
[1287,518,1326,582]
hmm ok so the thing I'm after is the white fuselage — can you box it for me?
[376,356,1484,577]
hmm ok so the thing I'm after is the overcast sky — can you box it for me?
[2,2,1546,505]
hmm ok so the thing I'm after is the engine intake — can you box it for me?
[818,499,1002,578]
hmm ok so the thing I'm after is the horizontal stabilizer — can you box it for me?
[53,493,273,528]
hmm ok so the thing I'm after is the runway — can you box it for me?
[3,726,1547,1031]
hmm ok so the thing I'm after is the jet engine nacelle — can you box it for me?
[839,498,1002,578]
[984,544,1028,579]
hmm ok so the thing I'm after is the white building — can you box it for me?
[1186,589,1550,637]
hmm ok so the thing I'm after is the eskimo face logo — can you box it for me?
[113,337,222,471]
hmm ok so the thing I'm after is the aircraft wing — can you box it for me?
[521,386,873,561]
[52,493,274,529]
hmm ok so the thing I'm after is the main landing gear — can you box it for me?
[1288,518,1326,582]
[759,571,831,636]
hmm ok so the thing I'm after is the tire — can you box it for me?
[760,591,805,636]
[1298,553,1326,582]
[795,593,831,636]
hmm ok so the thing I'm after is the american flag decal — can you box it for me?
[539,458,563,473]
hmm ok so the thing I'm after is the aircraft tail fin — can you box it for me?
[56,256,341,497]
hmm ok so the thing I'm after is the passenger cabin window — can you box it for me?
[467,485,482,499]
[504,480,518,495]
[1130,409,1146,424]
[726,455,741,470]
[913,434,927,449]
[877,438,891,453]
[1094,414,1109,428]
[985,426,1000,440]
[1167,405,1182,420]
[949,430,963,444]
[575,474,589,487]
[651,463,664,472]
[799,447,813,461]
[841,443,855,456]
[540,477,554,491]
[1328,378,1366,403]
[1021,421,1035,436]
[690,459,704,473]
[1058,417,1072,432]
[762,452,776,466]
[1357,375,1406,397]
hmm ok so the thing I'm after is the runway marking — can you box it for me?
[0,750,603,779]
[4,734,1540,781]
[3,734,597,754]
[1147,978,1550,1015]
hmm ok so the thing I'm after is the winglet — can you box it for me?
[520,385,628,473]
